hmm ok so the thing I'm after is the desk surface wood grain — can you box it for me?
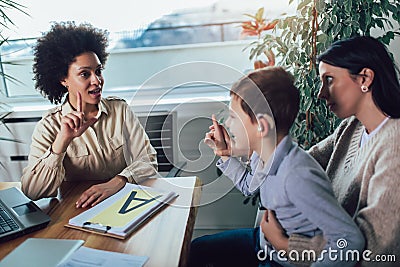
[0,177,201,267]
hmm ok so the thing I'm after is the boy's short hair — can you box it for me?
[230,66,299,135]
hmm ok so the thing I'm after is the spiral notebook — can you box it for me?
[65,183,178,239]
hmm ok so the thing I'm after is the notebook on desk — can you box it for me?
[0,187,51,242]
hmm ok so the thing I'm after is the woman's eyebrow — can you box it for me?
[77,64,102,70]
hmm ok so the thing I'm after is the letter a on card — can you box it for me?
[119,191,162,214]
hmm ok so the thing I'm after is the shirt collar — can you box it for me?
[257,135,294,176]
[61,95,109,118]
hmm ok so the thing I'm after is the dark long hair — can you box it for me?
[317,36,400,118]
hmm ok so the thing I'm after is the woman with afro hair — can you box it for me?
[21,22,157,208]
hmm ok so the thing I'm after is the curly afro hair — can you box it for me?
[33,22,109,104]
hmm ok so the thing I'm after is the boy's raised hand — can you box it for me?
[204,114,231,156]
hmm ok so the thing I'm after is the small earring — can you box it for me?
[361,85,369,93]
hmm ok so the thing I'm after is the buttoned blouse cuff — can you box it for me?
[118,166,156,184]
[118,169,135,183]
[41,147,66,168]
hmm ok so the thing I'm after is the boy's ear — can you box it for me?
[257,114,275,137]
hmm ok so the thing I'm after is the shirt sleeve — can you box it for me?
[216,153,260,196]
[21,119,66,200]
[285,167,365,266]
[118,106,157,183]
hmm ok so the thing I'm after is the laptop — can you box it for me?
[0,187,51,242]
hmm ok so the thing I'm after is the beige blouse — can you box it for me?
[21,96,157,200]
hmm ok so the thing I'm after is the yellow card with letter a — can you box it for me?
[67,183,178,238]
[87,189,163,228]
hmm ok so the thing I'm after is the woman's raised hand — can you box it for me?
[52,92,98,154]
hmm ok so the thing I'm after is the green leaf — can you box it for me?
[348,20,360,28]
[381,0,390,15]
[331,23,342,38]
[380,31,396,45]
[372,3,382,16]
[317,33,328,43]
[330,15,338,25]
[365,12,372,29]
[344,0,352,14]
[375,19,384,29]
[320,18,330,33]
[316,0,326,13]
[297,0,312,11]
[301,6,309,17]
[388,31,395,39]
[316,42,326,54]
[302,30,309,41]
[360,12,367,32]
[288,50,297,63]
[290,20,296,32]
[304,98,313,111]
[343,26,352,38]
[387,3,398,13]
[305,74,312,87]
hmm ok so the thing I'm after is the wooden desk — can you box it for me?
[0,177,201,267]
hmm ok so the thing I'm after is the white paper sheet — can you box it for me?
[57,246,148,267]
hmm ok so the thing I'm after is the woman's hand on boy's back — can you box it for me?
[204,114,231,157]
